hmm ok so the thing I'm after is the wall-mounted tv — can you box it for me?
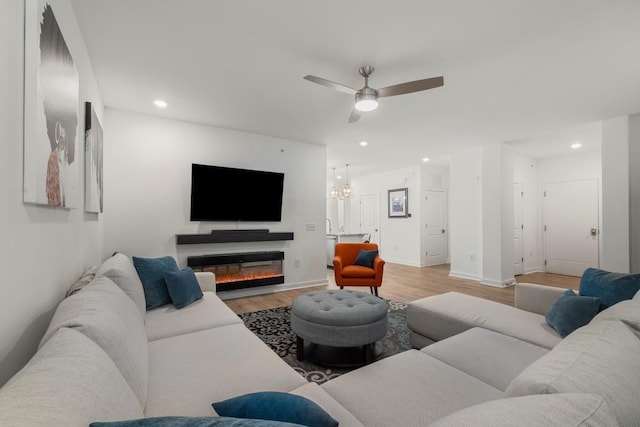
[190,163,284,222]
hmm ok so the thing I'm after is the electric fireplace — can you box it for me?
[187,251,284,292]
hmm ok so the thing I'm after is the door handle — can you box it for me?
[590,228,597,236]
[442,229,445,234]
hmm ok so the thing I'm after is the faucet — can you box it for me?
[326,218,332,234]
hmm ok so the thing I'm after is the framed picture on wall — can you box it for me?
[388,188,408,218]
[23,1,80,208]
[84,102,103,213]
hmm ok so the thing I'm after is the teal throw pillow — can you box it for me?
[212,391,338,427]
[90,416,305,426]
[164,267,204,309]
[133,256,179,310]
[545,290,600,338]
[579,267,640,311]
[353,249,378,268]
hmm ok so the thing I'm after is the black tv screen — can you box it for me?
[190,164,284,222]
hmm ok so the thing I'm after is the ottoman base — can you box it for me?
[296,336,383,368]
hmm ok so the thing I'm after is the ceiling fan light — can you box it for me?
[355,90,379,112]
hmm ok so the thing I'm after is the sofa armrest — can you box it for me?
[195,271,216,293]
[515,283,569,315]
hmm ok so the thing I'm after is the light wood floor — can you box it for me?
[224,263,580,314]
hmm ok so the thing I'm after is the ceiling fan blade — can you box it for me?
[348,109,361,123]
[377,76,444,98]
[304,75,358,95]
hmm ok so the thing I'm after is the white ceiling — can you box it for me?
[70,0,640,176]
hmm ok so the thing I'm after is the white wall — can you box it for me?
[601,117,630,272]
[103,109,327,295]
[0,0,104,385]
[629,115,640,273]
[513,153,541,272]
[349,166,422,266]
[449,148,483,280]
[537,150,602,270]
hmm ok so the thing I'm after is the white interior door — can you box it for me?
[514,183,524,275]
[359,193,379,243]
[424,190,447,266]
[544,180,599,276]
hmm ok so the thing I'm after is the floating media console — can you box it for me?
[176,229,294,245]
[188,251,285,292]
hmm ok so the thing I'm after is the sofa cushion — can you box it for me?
[321,350,503,426]
[544,290,600,338]
[430,393,617,427]
[421,327,549,391]
[407,292,562,349]
[0,328,143,426]
[39,277,149,407]
[96,252,146,317]
[212,392,338,427]
[591,298,640,331]
[133,255,179,310]
[90,417,305,426]
[165,267,204,309]
[506,320,640,426]
[579,267,640,311]
[144,292,242,341]
[145,324,307,417]
[289,383,364,427]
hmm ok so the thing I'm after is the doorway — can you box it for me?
[543,179,599,276]
[424,189,448,266]
[514,183,524,275]
[359,193,379,243]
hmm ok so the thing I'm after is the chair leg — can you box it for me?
[339,286,344,290]
[372,287,378,297]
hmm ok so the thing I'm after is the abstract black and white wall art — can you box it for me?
[84,102,103,213]
[23,1,80,208]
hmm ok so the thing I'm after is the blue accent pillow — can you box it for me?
[165,267,204,309]
[545,290,600,338]
[90,416,305,426]
[353,249,378,268]
[579,267,640,311]
[212,391,338,427]
[133,256,179,310]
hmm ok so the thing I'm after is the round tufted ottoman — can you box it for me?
[291,289,388,366]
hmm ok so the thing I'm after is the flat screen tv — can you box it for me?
[190,163,284,222]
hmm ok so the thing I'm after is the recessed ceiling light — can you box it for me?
[571,142,582,149]
[154,100,168,108]
[422,157,430,162]
[359,141,368,147]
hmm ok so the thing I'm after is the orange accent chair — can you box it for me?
[333,242,385,296]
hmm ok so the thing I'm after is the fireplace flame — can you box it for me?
[216,272,284,284]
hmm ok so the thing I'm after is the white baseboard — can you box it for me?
[480,277,516,288]
[217,279,327,300]
[448,270,481,281]
[524,267,545,274]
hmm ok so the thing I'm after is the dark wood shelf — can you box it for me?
[176,230,294,245]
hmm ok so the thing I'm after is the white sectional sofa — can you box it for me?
[0,253,638,426]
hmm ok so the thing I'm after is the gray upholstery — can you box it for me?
[145,292,242,341]
[421,327,549,391]
[95,252,147,318]
[290,382,365,427]
[0,328,143,426]
[291,290,387,347]
[407,292,562,349]
[39,277,149,407]
[590,297,640,331]
[506,320,640,427]
[514,282,570,315]
[430,393,618,427]
[145,324,307,417]
[322,350,503,427]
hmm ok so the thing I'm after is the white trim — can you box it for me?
[448,270,481,281]
[480,277,516,288]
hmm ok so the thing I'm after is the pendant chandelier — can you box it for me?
[342,163,352,198]
[330,167,339,199]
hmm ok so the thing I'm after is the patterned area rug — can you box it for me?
[239,299,410,384]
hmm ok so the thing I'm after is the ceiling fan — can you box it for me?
[303,66,444,123]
